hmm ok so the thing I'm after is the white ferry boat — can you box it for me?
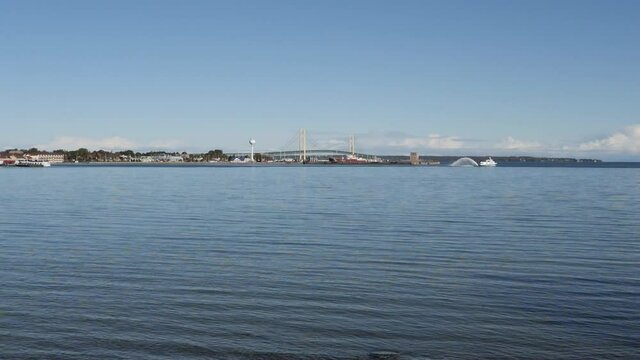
[479,157,497,167]
[15,159,51,167]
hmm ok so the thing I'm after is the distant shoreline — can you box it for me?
[42,161,640,168]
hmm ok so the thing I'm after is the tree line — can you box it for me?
[3,148,272,162]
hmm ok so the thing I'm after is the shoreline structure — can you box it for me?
[1,155,604,167]
[0,148,604,166]
[1,129,603,165]
[1,131,603,164]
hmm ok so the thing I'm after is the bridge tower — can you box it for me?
[348,135,355,156]
[298,128,307,162]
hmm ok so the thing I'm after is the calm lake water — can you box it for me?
[1,165,639,359]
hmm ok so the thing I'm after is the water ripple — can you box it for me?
[1,166,639,359]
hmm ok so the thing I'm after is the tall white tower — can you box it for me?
[298,128,307,162]
[249,138,256,161]
[348,135,355,156]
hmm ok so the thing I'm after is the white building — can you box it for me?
[29,154,65,163]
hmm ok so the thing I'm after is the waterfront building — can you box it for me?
[30,154,64,163]
[410,152,420,166]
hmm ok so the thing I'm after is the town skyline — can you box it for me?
[2,0,639,160]
[0,128,635,160]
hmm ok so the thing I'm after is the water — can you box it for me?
[1,165,639,359]
[450,157,479,167]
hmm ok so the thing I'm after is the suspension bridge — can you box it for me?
[230,129,382,163]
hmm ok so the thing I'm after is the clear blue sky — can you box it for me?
[1,0,639,159]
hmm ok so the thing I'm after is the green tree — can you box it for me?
[212,149,225,160]
[204,149,225,161]
[76,148,90,162]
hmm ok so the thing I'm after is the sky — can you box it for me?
[1,0,639,160]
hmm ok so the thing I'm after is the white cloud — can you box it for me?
[496,136,543,151]
[35,136,186,151]
[389,134,465,149]
[307,138,348,149]
[287,132,466,154]
[36,136,138,151]
[575,125,640,154]
[148,139,185,150]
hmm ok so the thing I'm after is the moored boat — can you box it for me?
[479,157,497,167]
[15,159,51,167]
[333,153,377,164]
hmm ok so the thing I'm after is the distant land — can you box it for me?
[381,155,603,164]
[1,148,603,165]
